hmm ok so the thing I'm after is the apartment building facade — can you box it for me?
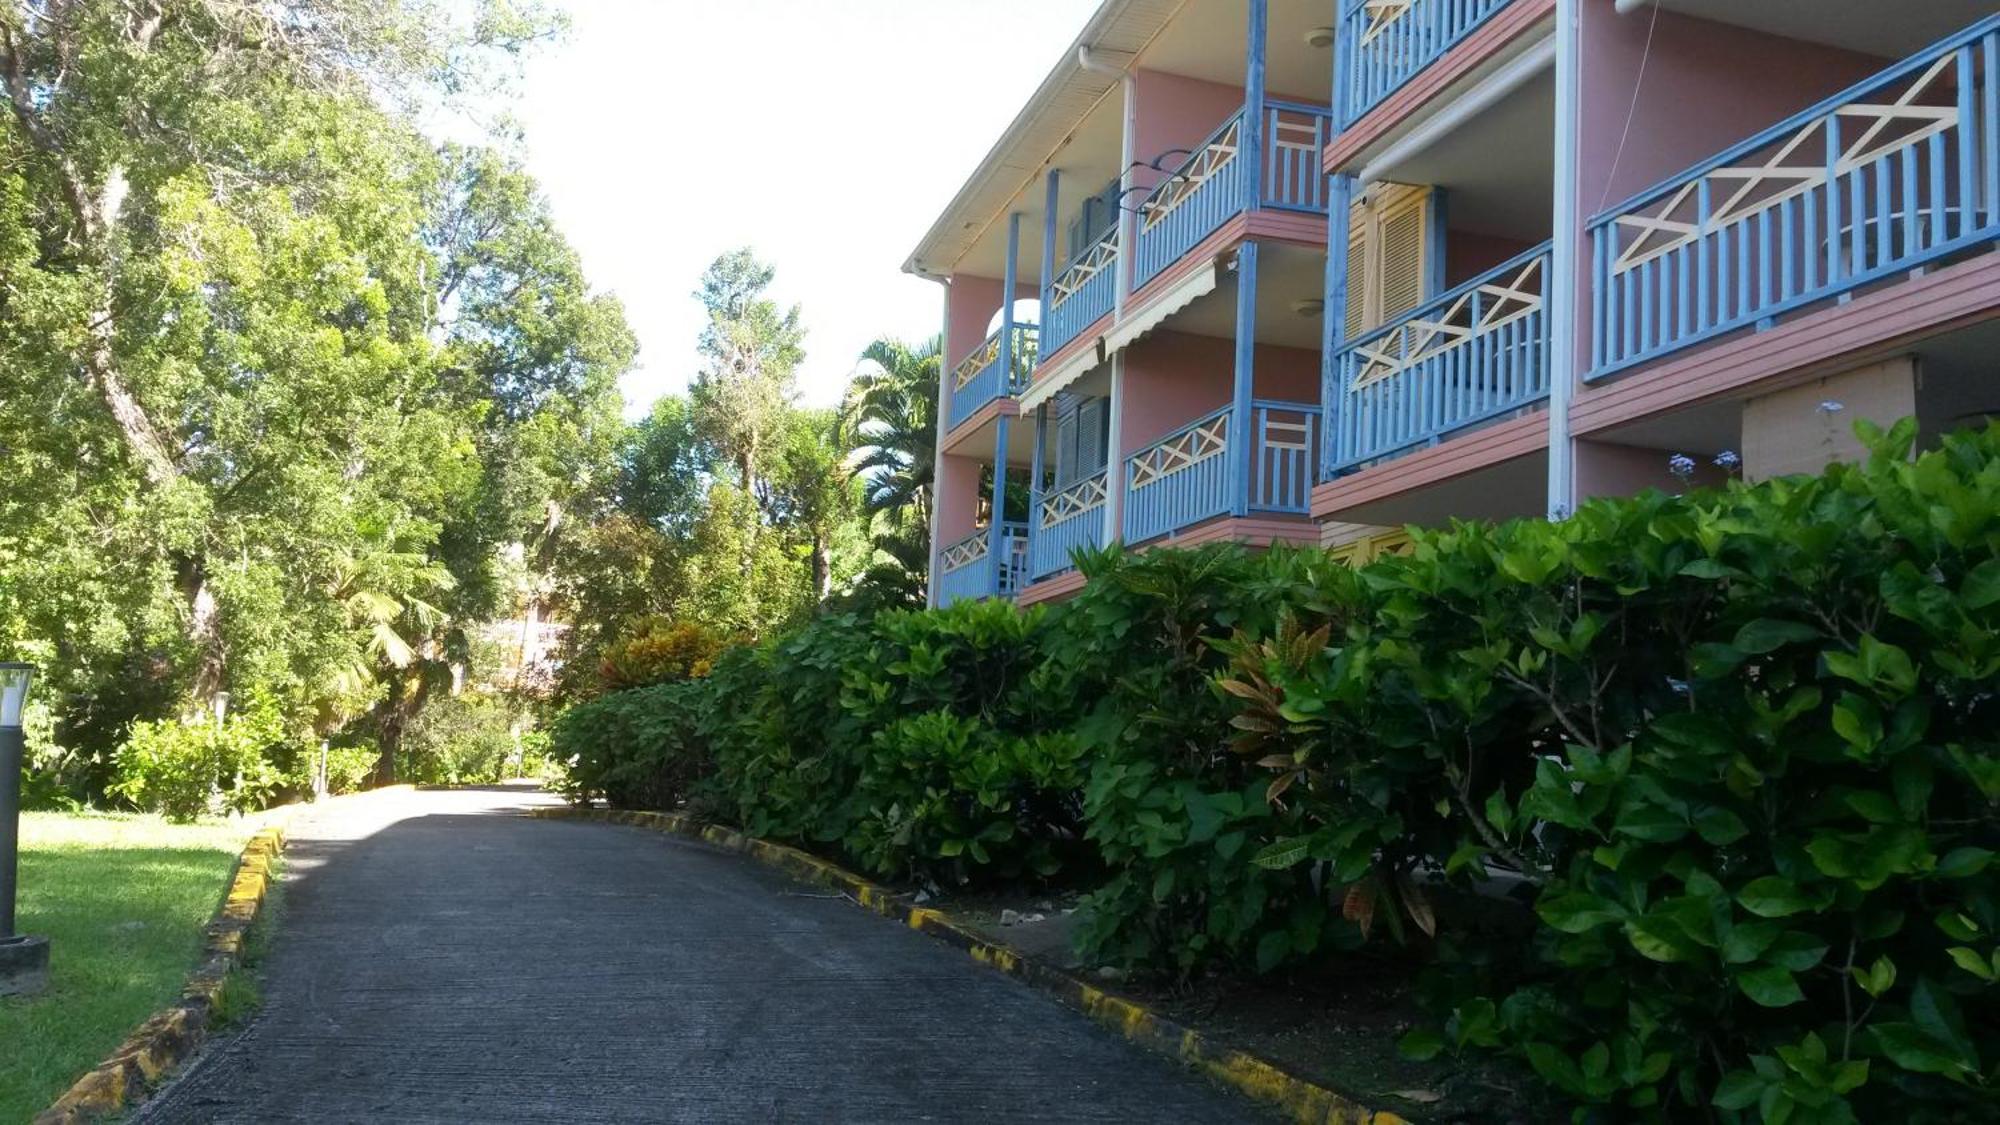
[908,0,2000,607]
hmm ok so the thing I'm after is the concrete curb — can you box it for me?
[34,784,418,1124]
[529,806,1412,1125]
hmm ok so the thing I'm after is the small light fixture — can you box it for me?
[0,664,30,731]
[1305,26,1336,49]
[1292,297,1325,317]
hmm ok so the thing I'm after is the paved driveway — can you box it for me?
[140,787,1261,1123]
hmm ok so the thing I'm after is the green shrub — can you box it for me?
[1050,545,1364,976]
[398,692,531,785]
[110,711,283,821]
[552,679,712,810]
[546,420,2000,1123]
[597,619,732,692]
[1229,420,2000,1122]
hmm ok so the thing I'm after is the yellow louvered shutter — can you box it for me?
[1344,202,1370,341]
[1376,187,1427,323]
[1343,183,1430,338]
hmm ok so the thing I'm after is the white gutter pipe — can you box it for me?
[1355,35,1556,186]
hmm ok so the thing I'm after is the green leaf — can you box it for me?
[1734,618,1819,654]
[1625,916,1697,963]
[1870,1023,1973,1078]
[1947,947,1997,982]
[1960,559,2000,610]
[1693,805,1749,845]
[1737,965,1805,1007]
[1712,1069,1765,1110]
[1251,837,1310,870]
[1398,1028,1444,1062]
[1738,877,1814,918]
[1614,803,1688,844]
[1936,847,1993,879]
[1537,891,1624,934]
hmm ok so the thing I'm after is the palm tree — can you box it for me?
[841,336,940,604]
[845,336,939,534]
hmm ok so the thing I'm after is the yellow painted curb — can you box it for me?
[34,784,419,1124]
[532,806,1412,1125]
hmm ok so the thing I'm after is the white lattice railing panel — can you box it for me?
[953,335,1003,390]
[1351,253,1546,390]
[1128,412,1229,490]
[939,532,990,573]
[1050,233,1119,312]
[1609,53,1965,277]
[1142,118,1241,232]
[1359,0,1413,46]
[1039,473,1108,529]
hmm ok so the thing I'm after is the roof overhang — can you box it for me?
[902,0,1189,282]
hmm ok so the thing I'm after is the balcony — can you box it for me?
[1336,0,1516,128]
[1588,16,2000,379]
[936,523,1030,606]
[1328,241,1551,473]
[1043,231,1118,359]
[1133,102,1334,290]
[1027,470,1108,583]
[1123,401,1319,544]
[946,324,1038,432]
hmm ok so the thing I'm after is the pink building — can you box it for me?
[909,0,2000,605]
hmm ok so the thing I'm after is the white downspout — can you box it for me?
[1079,44,1135,544]
[1547,0,1580,519]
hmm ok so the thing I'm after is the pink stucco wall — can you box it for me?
[1131,70,1248,200]
[934,452,985,545]
[1445,230,1538,291]
[1570,2,1894,371]
[1118,331,1320,456]
[946,274,1040,370]
[1574,438,1729,501]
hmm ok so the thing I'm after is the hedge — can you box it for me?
[552,419,1998,1124]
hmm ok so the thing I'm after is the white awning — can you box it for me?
[1103,260,1219,358]
[1018,336,1108,414]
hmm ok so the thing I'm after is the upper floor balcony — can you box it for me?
[1327,241,1551,473]
[1124,400,1319,543]
[1587,14,2000,380]
[936,521,1030,606]
[946,323,1038,432]
[1335,0,1517,129]
[1043,231,1119,360]
[1132,101,1335,290]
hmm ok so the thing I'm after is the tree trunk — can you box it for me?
[373,673,432,787]
[811,534,831,600]
[175,555,226,709]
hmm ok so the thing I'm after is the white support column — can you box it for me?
[1115,74,1139,316]
[927,282,951,606]
[1546,0,1581,519]
[1103,354,1126,545]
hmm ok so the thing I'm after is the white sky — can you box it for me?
[510,0,1102,414]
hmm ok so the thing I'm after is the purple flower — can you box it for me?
[1668,453,1697,481]
[1818,400,1845,415]
[1713,450,1741,471]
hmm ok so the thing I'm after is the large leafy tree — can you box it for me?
[0,0,640,787]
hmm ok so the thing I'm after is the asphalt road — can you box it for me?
[139,786,1263,1123]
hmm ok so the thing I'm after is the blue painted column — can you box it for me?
[1321,173,1355,481]
[988,413,1012,595]
[1026,403,1049,597]
[1242,0,1268,210]
[1000,212,1022,378]
[1040,171,1062,317]
[1333,0,1357,129]
[1229,241,1260,517]
[1425,189,1449,299]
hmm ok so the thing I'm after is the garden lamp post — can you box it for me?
[0,661,51,996]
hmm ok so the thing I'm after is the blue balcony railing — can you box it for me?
[1028,470,1108,582]
[1133,102,1333,290]
[1043,230,1118,358]
[1123,401,1320,544]
[1588,16,2000,379]
[1328,241,1551,474]
[1336,0,1514,128]
[936,522,1030,606]
[946,324,1038,431]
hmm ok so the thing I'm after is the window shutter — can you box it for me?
[1055,394,1081,486]
[1343,200,1370,341]
[1376,186,1428,323]
[1344,183,1430,337]
[1077,397,1107,474]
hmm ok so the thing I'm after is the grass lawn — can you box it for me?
[0,811,263,1122]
